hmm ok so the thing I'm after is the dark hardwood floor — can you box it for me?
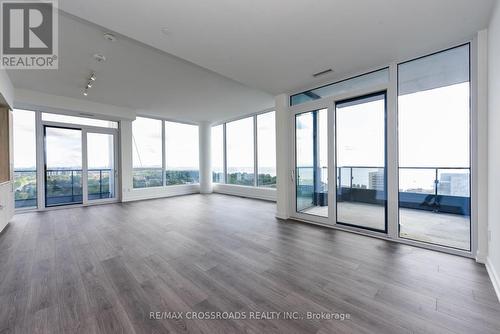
[0,194,499,334]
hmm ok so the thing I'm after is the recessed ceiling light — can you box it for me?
[83,90,88,96]
[103,33,116,42]
[90,72,96,81]
[93,53,106,62]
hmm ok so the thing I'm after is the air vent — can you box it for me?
[312,68,333,78]
[79,113,94,117]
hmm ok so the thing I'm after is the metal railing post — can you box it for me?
[100,170,103,199]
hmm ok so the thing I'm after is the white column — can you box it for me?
[475,29,489,262]
[120,120,134,201]
[275,94,290,219]
[199,121,212,194]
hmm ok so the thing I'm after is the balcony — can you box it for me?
[14,168,114,208]
[297,166,470,250]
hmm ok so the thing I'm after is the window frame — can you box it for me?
[334,91,388,233]
[164,120,200,185]
[132,115,200,189]
[286,41,478,259]
[212,109,276,188]
[396,43,472,251]
[132,116,164,189]
[256,111,277,188]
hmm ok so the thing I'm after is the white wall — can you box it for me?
[0,71,14,233]
[476,30,489,263]
[0,70,14,108]
[275,94,290,219]
[487,1,500,300]
[199,122,213,194]
[15,89,135,121]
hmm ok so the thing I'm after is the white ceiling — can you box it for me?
[59,0,496,95]
[8,13,274,123]
[8,1,496,123]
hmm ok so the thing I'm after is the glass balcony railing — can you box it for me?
[296,166,328,212]
[45,168,114,206]
[295,166,470,216]
[14,169,37,209]
[88,169,114,200]
[14,168,114,208]
[398,167,470,216]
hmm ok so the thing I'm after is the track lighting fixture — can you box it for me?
[83,72,96,95]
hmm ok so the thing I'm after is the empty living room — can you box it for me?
[1,0,500,333]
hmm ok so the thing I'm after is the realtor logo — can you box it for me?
[1,0,58,69]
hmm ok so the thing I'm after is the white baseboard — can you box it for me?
[486,257,500,302]
[122,184,200,202]
[476,251,487,264]
[213,184,277,202]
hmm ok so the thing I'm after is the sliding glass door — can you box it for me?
[335,93,387,232]
[44,124,118,207]
[295,109,328,217]
[44,126,83,206]
[87,132,116,201]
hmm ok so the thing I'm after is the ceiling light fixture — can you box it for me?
[312,68,333,78]
[83,71,96,96]
[93,53,106,63]
[103,33,116,42]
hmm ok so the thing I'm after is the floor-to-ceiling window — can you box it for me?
[165,121,199,185]
[336,93,386,232]
[288,44,473,254]
[398,44,471,250]
[295,109,328,217]
[132,117,163,188]
[44,127,83,206]
[257,111,276,187]
[211,111,276,188]
[13,109,37,209]
[211,124,224,183]
[226,116,255,186]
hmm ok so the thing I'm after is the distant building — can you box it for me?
[369,170,385,191]
[438,173,469,197]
